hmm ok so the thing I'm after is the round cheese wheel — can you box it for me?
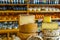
[20,23,38,33]
[27,36,43,40]
[17,32,38,40]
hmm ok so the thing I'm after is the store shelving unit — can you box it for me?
[0,0,60,40]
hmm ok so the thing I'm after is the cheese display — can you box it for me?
[27,36,43,40]
[43,36,60,40]
[43,16,51,22]
[42,29,60,37]
[20,15,35,25]
[42,22,58,30]
[18,33,38,40]
[20,23,38,33]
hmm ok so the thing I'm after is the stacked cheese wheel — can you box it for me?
[19,23,38,40]
[19,15,38,40]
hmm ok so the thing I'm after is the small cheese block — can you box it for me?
[19,23,38,33]
[42,22,58,30]
[20,15,35,25]
[43,16,51,22]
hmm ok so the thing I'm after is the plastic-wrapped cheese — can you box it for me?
[43,16,51,22]
[20,23,38,33]
[42,22,58,30]
[20,15,35,25]
[42,29,60,37]
[18,33,38,40]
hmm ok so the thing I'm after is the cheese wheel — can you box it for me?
[20,23,38,33]
[20,15,35,25]
[17,33,38,40]
[27,36,43,40]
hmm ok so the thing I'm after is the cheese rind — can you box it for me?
[20,23,38,33]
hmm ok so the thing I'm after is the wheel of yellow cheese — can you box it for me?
[19,23,38,33]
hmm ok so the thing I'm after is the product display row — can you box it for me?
[0,34,8,40]
[0,34,20,40]
[0,21,18,30]
[35,14,60,19]
[29,7,60,11]
[29,0,59,4]
[0,6,27,11]
[0,0,25,4]
[0,0,60,4]
[0,16,18,20]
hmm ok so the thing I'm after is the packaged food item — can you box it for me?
[29,8,33,11]
[43,16,51,22]
[43,36,60,40]
[42,22,58,30]
[33,7,37,11]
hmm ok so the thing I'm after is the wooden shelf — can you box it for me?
[29,4,60,6]
[29,11,60,13]
[0,4,27,6]
[0,20,18,22]
[35,18,60,20]
[0,29,19,34]
[0,11,27,13]
[52,18,60,20]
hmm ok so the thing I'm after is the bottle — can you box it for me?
[8,22,12,29]
[21,0,24,4]
[3,22,8,30]
[46,0,49,4]
[59,0,60,4]
[14,0,17,4]
[3,6,6,11]
[40,0,43,4]
[2,0,6,4]
[34,0,35,4]
[55,0,57,4]
[0,23,2,29]
[19,0,21,4]
[7,0,10,4]
[49,0,50,4]
[37,0,39,4]
[0,0,1,4]
[44,0,46,4]
[12,0,13,4]
[5,0,8,4]
[17,0,18,4]
[13,0,16,4]
[1,0,3,4]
